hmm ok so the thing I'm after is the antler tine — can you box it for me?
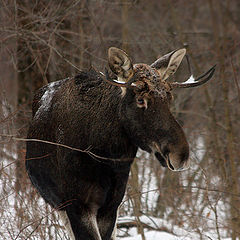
[171,65,216,89]
[185,54,192,76]
[104,68,135,88]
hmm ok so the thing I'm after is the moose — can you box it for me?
[25,47,215,240]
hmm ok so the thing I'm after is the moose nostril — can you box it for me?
[166,155,175,171]
[167,150,190,171]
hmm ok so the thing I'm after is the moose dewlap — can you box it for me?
[25,47,215,240]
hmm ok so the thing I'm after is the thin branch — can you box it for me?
[230,56,240,104]
[0,134,133,163]
[117,220,176,236]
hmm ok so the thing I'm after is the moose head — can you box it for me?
[105,47,215,171]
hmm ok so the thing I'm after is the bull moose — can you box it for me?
[25,47,215,240]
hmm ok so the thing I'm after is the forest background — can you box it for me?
[1,0,240,239]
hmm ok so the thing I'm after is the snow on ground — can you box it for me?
[121,230,178,240]
[121,231,232,240]
[118,216,200,240]
[117,200,232,239]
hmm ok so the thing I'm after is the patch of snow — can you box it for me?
[118,215,231,240]
[121,230,233,240]
[118,216,199,240]
[116,79,126,84]
[34,79,66,119]
[2,99,9,117]
[184,75,195,84]
[195,136,205,160]
[121,230,178,240]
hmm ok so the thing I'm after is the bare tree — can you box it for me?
[1,0,240,239]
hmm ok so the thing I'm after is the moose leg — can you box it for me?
[97,165,132,240]
[97,208,118,240]
[97,179,129,240]
[64,205,102,240]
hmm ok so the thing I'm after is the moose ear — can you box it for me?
[151,48,186,81]
[108,47,134,81]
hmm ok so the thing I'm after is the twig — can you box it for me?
[0,134,133,164]
[117,220,176,236]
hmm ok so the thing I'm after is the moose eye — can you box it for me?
[137,98,144,105]
[136,97,147,109]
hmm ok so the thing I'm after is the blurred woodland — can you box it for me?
[1,0,240,239]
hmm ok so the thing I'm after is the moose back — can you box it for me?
[25,47,215,240]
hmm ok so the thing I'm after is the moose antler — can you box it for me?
[170,65,216,89]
